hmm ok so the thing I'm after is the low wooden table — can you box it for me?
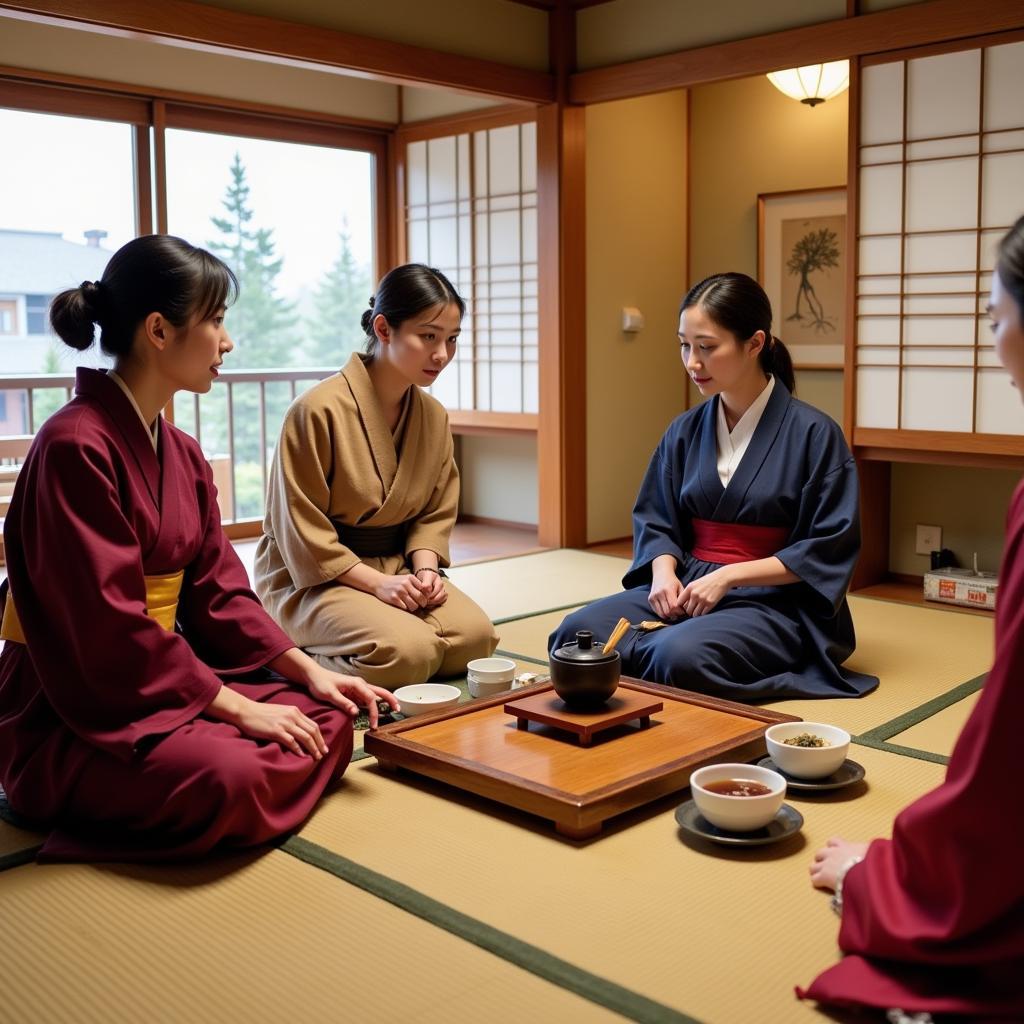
[364,678,799,839]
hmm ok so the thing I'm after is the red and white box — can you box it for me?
[923,568,998,611]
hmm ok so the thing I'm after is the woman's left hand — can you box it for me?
[810,837,870,891]
[676,566,734,616]
[306,669,400,728]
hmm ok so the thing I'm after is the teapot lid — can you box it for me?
[552,630,618,664]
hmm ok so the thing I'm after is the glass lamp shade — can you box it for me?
[766,61,850,107]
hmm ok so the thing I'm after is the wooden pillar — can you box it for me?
[537,0,587,548]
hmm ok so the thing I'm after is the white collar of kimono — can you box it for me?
[715,374,774,487]
[106,369,159,453]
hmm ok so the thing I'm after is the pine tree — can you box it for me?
[305,220,370,366]
[208,152,298,369]
[202,153,300,515]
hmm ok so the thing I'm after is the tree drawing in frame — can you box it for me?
[779,213,845,349]
[786,224,840,331]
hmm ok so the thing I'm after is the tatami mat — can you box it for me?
[888,691,981,757]
[490,592,994,738]
[0,852,623,1024]
[298,746,944,1024]
[447,550,630,622]
[769,596,992,735]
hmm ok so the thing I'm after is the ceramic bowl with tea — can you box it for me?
[689,762,787,831]
[549,630,620,709]
[765,722,851,779]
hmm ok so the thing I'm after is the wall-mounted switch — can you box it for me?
[915,524,942,556]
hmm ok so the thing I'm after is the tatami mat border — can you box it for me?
[492,602,588,627]
[0,846,42,872]
[850,735,949,765]
[856,674,986,742]
[279,836,701,1024]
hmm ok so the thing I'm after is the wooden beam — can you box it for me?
[569,0,1024,103]
[852,457,890,590]
[537,0,587,549]
[0,62,396,131]
[395,104,537,143]
[537,2,586,548]
[0,0,555,103]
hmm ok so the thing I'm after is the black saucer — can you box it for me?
[756,756,866,792]
[674,799,803,847]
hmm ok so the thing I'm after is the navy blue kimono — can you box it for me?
[551,384,879,701]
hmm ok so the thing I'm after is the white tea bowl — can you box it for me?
[467,657,517,698]
[765,722,850,779]
[393,683,462,717]
[690,763,787,832]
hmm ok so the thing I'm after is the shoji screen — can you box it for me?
[405,121,538,414]
[855,39,1024,437]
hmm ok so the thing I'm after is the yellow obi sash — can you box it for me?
[0,570,184,644]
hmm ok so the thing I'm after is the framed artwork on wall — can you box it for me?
[757,186,846,368]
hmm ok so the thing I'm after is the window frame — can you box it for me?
[395,105,540,435]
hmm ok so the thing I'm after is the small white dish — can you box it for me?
[468,677,513,698]
[689,762,786,832]
[467,657,517,698]
[765,722,851,779]
[393,683,462,717]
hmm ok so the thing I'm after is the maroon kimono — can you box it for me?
[799,482,1024,1019]
[0,368,352,862]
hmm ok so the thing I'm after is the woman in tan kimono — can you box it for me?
[256,264,498,688]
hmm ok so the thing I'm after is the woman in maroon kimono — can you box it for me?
[799,215,1024,1020]
[0,235,398,862]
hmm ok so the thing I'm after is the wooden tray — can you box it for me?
[364,678,799,840]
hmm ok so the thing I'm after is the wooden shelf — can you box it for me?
[852,578,995,618]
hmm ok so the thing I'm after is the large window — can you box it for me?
[404,118,538,416]
[0,105,138,430]
[0,79,385,528]
[166,124,376,518]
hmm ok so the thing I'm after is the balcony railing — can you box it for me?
[0,368,337,529]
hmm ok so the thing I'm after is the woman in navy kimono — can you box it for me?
[551,272,877,701]
[0,235,399,861]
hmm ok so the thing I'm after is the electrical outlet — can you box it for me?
[915,524,942,556]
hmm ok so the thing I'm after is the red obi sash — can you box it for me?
[690,518,790,564]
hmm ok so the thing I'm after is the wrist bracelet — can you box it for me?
[830,855,864,917]
[414,567,440,578]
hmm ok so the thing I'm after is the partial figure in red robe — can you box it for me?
[799,216,1024,1020]
[0,235,398,862]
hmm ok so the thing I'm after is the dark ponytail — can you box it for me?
[362,263,465,355]
[996,214,1024,318]
[679,272,796,394]
[49,235,237,359]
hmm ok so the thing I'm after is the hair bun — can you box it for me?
[360,307,375,335]
[80,280,103,316]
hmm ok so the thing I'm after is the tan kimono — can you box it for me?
[256,353,497,688]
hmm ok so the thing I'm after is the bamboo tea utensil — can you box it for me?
[636,620,667,632]
[603,617,631,654]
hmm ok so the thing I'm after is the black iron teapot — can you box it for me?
[549,630,620,709]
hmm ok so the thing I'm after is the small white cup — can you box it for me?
[467,656,516,698]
